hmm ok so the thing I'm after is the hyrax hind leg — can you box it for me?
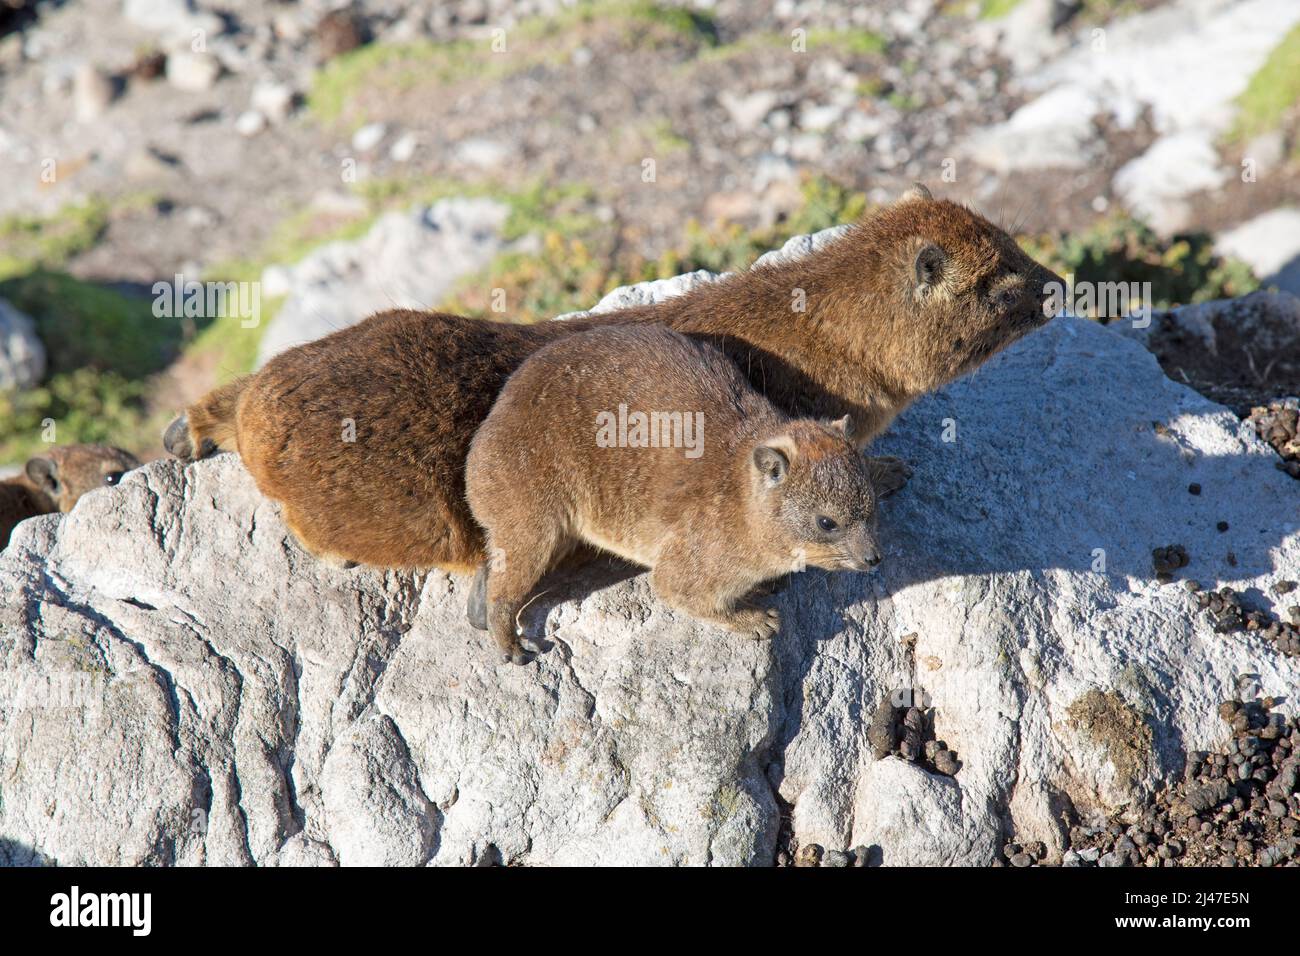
[484,527,565,665]
[282,504,358,570]
[650,543,781,640]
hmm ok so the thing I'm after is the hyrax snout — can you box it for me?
[465,324,881,665]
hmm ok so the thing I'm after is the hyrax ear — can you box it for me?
[752,443,791,487]
[827,414,853,439]
[25,456,59,494]
[899,182,932,203]
[914,244,946,290]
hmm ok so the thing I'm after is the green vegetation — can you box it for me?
[310,1,719,126]
[804,28,886,56]
[0,198,180,460]
[0,175,1263,462]
[1229,23,1300,144]
[443,176,868,322]
[0,200,109,281]
[971,0,1137,22]
[0,271,167,461]
[185,176,596,389]
[696,25,886,66]
[977,0,1024,19]
[1024,215,1259,317]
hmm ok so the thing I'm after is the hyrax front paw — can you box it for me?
[501,645,534,666]
[162,414,194,460]
[867,455,912,498]
[723,605,781,640]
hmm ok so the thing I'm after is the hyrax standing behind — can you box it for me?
[1,444,141,548]
[466,324,881,664]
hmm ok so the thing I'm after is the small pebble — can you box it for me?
[795,843,823,867]
[821,849,851,868]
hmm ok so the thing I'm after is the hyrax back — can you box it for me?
[1,444,141,548]
[466,324,881,664]
[170,186,1061,575]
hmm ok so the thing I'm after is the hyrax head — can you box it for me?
[749,416,881,573]
[860,184,1065,390]
[24,444,141,513]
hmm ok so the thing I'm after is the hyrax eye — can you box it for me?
[817,515,838,533]
[997,288,1020,309]
[104,472,123,486]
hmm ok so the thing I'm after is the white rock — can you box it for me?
[256,198,512,364]
[234,110,266,137]
[799,103,844,134]
[123,0,222,42]
[454,137,509,169]
[1113,131,1229,234]
[965,84,1100,173]
[389,131,419,163]
[350,122,386,153]
[0,298,46,392]
[839,110,885,143]
[752,153,798,192]
[970,0,1300,206]
[165,51,221,92]
[250,82,296,123]
[719,90,780,131]
[788,133,825,162]
[72,64,114,123]
[1,228,1298,867]
[1216,208,1300,295]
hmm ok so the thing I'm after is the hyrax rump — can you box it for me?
[1,444,141,548]
[165,185,1062,571]
[466,324,881,664]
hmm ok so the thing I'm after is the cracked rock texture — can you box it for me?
[2,229,1299,866]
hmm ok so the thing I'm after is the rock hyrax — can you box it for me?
[0,444,141,548]
[166,185,1061,573]
[465,325,881,664]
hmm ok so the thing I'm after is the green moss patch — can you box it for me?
[443,175,869,322]
[1024,215,1259,317]
[1229,23,1300,144]
[310,1,719,127]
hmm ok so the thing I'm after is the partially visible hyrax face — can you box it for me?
[24,444,141,513]
[865,184,1065,390]
[750,416,881,573]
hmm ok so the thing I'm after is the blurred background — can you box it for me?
[0,0,1297,466]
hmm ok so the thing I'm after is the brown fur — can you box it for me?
[466,325,880,663]
[1,444,141,548]
[167,187,1062,571]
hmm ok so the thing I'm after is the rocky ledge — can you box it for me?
[1,233,1298,866]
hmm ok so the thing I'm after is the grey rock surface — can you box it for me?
[256,198,513,366]
[1216,209,1300,297]
[968,0,1300,228]
[0,297,47,393]
[1,229,1298,866]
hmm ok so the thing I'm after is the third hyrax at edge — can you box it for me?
[466,324,881,665]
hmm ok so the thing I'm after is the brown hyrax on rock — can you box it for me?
[466,324,881,664]
[165,184,1061,575]
[0,444,141,548]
